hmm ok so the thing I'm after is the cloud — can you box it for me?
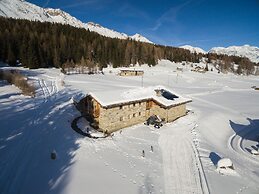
[151,0,192,31]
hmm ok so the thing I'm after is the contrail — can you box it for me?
[43,0,51,8]
[60,0,97,9]
[175,32,259,46]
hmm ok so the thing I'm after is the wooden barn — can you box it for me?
[79,86,191,133]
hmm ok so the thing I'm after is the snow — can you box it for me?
[1,60,259,194]
[0,0,152,43]
[130,33,153,44]
[180,45,207,54]
[85,22,129,40]
[217,158,233,168]
[209,45,259,63]
[87,85,191,107]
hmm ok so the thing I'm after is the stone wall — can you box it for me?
[167,104,186,122]
[98,101,147,132]
[150,103,187,122]
[149,103,167,121]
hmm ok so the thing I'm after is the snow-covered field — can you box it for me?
[0,60,259,194]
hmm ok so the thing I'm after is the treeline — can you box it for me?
[0,17,202,69]
[206,53,258,75]
[0,16,257,75]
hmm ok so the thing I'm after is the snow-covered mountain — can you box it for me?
[85,22,128,39]
[0,0,152,43]
[179,45,207,54]
[209,45,259,63]
[130,33,153,44]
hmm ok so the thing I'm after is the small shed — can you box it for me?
[119,69,144,76]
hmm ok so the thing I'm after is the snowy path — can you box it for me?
[159,118,208,194]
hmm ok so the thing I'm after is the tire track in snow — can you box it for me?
[228,123,259,184]
[191,94,259,186]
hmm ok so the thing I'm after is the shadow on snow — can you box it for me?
[209,152,222,166]
[229,118,259,142]
[0,89,82,194]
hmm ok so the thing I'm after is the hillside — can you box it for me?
[209,45,259,63]
[180,45,207,54]
[0,0,152,43]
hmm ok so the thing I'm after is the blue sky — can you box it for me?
[28,0,259,51]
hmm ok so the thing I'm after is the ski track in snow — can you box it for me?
[36,77,58,100]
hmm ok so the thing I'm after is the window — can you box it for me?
[119,105,123,109]
[133,113,136,117]
[120,116,123,121]
[133,103,136,107]
[139,102,141,106]
[139,112,141,116]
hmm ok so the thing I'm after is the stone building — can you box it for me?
[79,86,191,133]
[119,69,144,76]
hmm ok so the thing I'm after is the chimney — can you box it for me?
[155,89,162,97]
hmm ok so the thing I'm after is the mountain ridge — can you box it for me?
[209,45,259,63]
[179,45,207,54]
[0,0,153,43]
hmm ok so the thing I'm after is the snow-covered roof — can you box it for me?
[217,158,233,168]
[88,85,191,108]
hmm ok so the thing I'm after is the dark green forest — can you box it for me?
[0,17,257,74]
